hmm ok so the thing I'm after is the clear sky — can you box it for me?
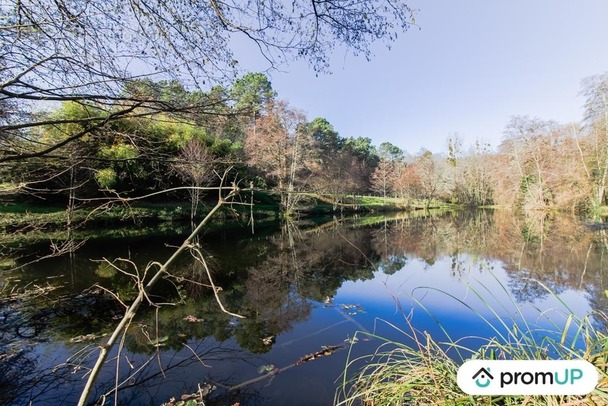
[237,0,608,154]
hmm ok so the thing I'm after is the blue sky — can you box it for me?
[238,1,608,154]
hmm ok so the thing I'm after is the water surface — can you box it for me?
[1,210,606,405]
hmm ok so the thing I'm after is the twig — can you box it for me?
[114,315,132,406]
[190,246,244,319]
[155,307,166,379]
[93,283,128,310]
[227,344,344,391]
[182,342,212,368]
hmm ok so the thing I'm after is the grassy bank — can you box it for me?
[0,192,461,248]
[0,193,452,232]
[0,200,280,246]
[298,193,456,215]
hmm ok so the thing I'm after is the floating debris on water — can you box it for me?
[340,303,366,316]
[160,382,216,406]
[258,364,276,374]
[294,345,343,365]
[183,315,204,323]
[261,335,275,346]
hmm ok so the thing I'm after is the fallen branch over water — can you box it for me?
[226,344,345,391]
[78,180,248,406]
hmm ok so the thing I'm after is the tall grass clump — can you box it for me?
[335,276,608,406]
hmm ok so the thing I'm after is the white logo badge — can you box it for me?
[457,360,598,395]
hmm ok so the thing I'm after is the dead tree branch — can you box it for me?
[77,176,247,406]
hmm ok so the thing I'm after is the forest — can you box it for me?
[2,71,608,218]
[2,1,607,219]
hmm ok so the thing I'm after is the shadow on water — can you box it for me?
[1,209,607,404]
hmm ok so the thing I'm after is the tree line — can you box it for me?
[3,71,608,217]
[4,1,606,218]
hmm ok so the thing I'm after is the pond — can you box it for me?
[1,210,606,405]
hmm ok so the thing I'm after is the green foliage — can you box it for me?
[252,176,268,189]
[378,141,403,161]
[343,136,379,164]
[152,119,208,149]
[209,137,234,156]
[123,79,196,110]
[94,262,117,278]
[95,168,117,189]
[99,143,138,160]
[520,174,536,196]
[310,117,342,152]
[230,72,277,114]
[41,102,104,148]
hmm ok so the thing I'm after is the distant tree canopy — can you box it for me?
[230,73,277,117]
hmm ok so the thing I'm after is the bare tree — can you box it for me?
[411,150,448,209]
[542,124,592,212]
[499,116,557,211]
[313,150,363,210]
[371,159,395,204]
[581,73,608,209]
[172,138,216,221]
[244,100,315,216]
[451,140,494,206]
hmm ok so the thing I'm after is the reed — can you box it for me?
[336,279,608,406]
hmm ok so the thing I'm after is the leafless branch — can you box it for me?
[77,174,245,406]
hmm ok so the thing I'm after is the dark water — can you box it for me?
[1,210,607,405]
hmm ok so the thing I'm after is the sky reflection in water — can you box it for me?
[1,210,605,405]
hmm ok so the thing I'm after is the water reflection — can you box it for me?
[1,210,607,404]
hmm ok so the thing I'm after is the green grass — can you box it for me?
[0,202,67,214]
[336,278,608,406]
[301,193,456,213]
[0,193,453,231]
[595,206,608,217]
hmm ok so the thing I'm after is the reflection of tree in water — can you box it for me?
[291,225,378,299]
[237,258,311,353]
[233,221,379,352]
[0,345,38,405]
[87,213,608,402]
[504,263,567,303]
[372,215,446,268]
[370,219,408,274]
[367,210,607,311]
[116,221,380,356]
[492,212,606,305]
[4,211,608,403]
[0,345,85,405]
[0,286,119,405]
[86,340,261,406]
